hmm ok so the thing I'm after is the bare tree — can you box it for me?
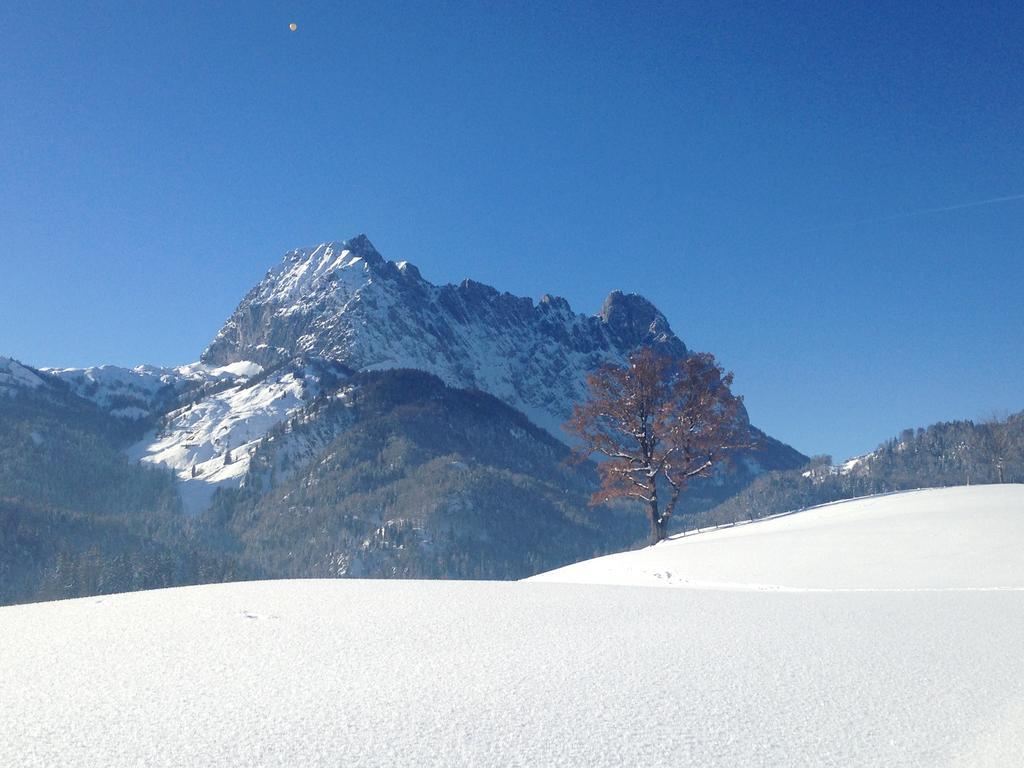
[979,411,1011,483]
[566,348,749,545]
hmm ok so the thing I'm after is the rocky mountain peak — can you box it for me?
[200,235,690,436]
[599,291,676,349]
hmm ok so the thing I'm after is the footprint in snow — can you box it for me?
[241,611,279,621]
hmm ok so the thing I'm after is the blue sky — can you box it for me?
[1,1,1021,460]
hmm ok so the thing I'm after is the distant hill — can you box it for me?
[696,410,1023,529]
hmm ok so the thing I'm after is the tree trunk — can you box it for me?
[647,498,667,545]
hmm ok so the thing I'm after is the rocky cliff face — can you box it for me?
[201,235,686,436]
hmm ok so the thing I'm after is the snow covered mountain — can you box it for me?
[3,486,1022,767]
[68,233,794,515]
[0,233,808,593]
[201,235,687,436]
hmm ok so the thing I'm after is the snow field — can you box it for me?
[2,485,1023,767]
[1,580,1022,767]
[530,485,1024,591]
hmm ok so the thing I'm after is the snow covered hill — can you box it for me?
[2,485,1022,767]
[530,485,1024,590]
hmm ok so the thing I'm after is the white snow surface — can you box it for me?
[839,453,871,474]
[530,485,1024,591]
[3,485,1024,767]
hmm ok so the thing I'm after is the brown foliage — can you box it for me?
[565,348,749,544]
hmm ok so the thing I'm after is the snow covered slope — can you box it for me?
[530,485,1024,590]
[2,485,1022,767]
[2,581,1022,767]
[129,358,349,514]
[0,356,46,394]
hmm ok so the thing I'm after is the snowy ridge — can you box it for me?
[0,357,46,394]
[44,361,264,419]
[241,384,360,496]
[2,485,1023,767]
[201,235,687,437]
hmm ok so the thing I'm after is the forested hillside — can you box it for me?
[696,411,1023,528]
[202,369,648,580]
[0,381,247,605]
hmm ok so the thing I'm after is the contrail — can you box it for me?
[803,192,1024,233]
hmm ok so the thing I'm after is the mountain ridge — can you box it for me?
[199,235,687,437]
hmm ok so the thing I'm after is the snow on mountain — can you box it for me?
[8,233,701,514]
[129,359,349,514]
[0,357,46,394]
[2,485,1022,767]
[44,361,265,419]
[201,235,688,437]
[803,452,877,479]
[838,453,871,474]
[529,485,1024,590]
